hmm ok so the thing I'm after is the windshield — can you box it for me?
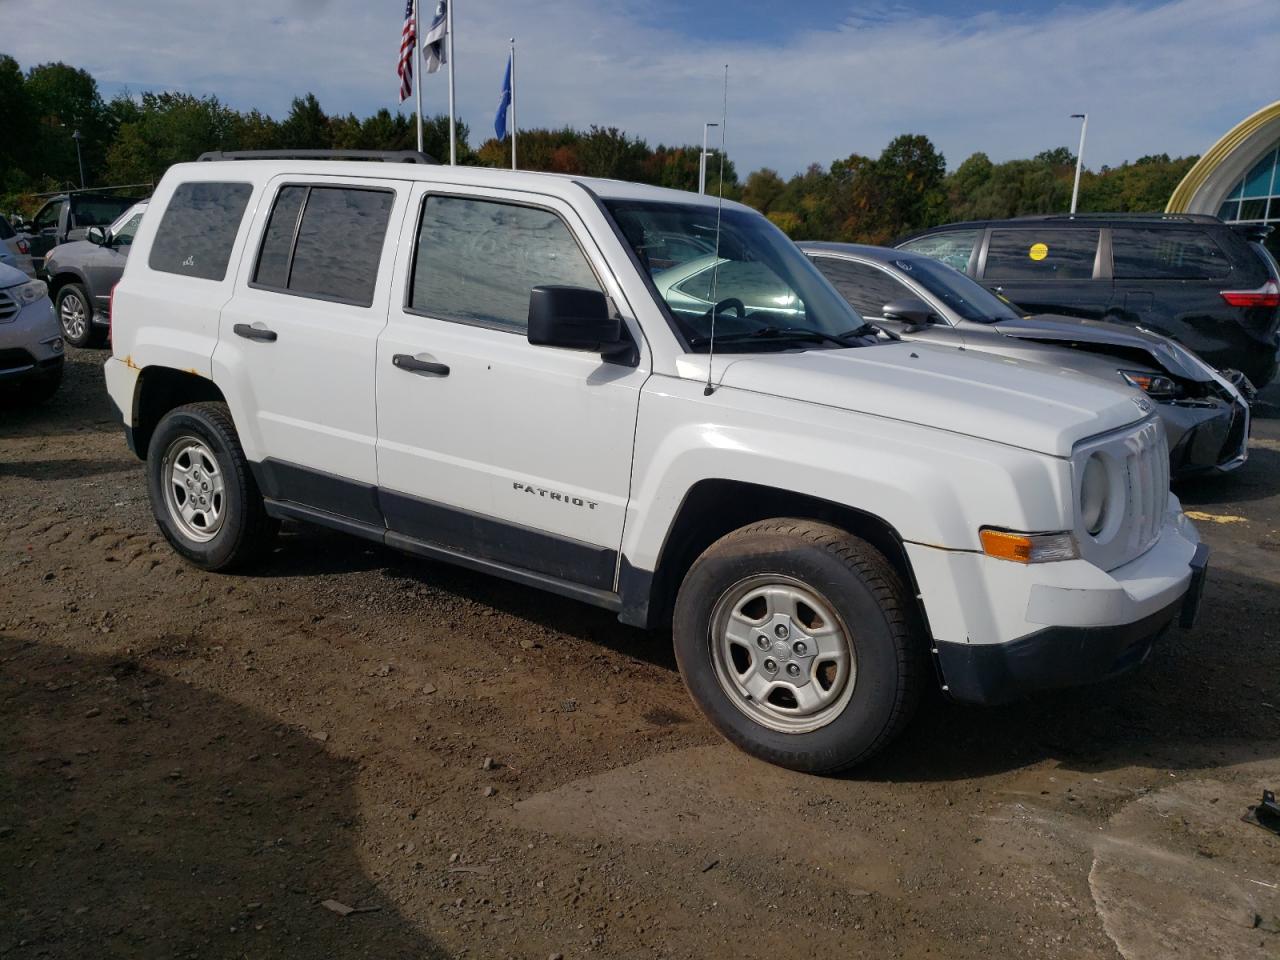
[605,199,871,351]
[892,256,1022,323]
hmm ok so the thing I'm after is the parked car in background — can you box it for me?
[802,243,1251,477]
[104,155,1206,773]
[44,201,147,347]
[0,262,63,404]
[0,214,35,277]
[895,214,1280,388]
[26,191,142,277]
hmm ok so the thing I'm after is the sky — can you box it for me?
[2,0,1277,176]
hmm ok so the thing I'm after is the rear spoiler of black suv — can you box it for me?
[1232,222,1274,243]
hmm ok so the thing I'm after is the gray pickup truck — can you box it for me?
[27,192,141,278]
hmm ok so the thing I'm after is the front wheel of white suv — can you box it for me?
[672,519,925,773]
[146,402,277,571]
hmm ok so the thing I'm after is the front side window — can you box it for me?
[1111,227,1231,280]
[898,229,980,272]
[408,195,600,332]
[606,199,871,352]
[149,182,253,282]
[253,185,394,306]
[984,228,1099,281]
[809,257,912,318]
[33,201,62,234]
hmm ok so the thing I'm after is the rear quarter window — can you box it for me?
[148,182,253,282]
[1111,227,1231,280]
[984,228,1098,281]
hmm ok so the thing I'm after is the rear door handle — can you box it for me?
[393,353,450,376]
[234,323,277,342]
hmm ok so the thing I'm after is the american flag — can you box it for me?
[397,0,416,103]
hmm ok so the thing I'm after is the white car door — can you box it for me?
[375,184,649,593]
[214,175,406,523]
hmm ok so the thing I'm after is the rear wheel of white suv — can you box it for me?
[146,402,277,571]
[672,519,924,773]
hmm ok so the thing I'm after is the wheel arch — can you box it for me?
[48,269,89,298]
[620,478,928,637]
[129,366,228,460]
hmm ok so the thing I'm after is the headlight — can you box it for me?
[1119,369,1182,399]
[7,279,48,305]
[1080,453,1110,536]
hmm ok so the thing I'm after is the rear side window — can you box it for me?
[253,185,394,306]
[984,228,1098,281]
[810,257,910,317]
[1111,228,1231,280]
[408,195,600,332]
[72,197,136,227]
[149,182,253,282]
[0,216,13,240]
[898,229,980,272]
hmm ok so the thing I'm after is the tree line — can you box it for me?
[1,55,1197,244]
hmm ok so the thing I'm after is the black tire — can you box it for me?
[146,401,277,571]
[55,282,103,348]
[16,366,62,405]
[673,519,924,773]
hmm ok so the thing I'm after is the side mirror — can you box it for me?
[528,286,624,353]
[882,298,940,330]
[86,226,107,246]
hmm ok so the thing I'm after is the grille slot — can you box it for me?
[0,289,18,323]
[1075,418,1169,570]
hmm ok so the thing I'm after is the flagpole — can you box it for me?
[413,0,424,154]
[509,37,517,171]
[445,0,456,165]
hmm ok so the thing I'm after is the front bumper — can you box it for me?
[1161,394,1249,476]
[907,502,1203,705]
[0,296,63,383]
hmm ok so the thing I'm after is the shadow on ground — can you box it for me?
[0,637,444,958]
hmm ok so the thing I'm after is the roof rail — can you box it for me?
[196,149,436,165]
[1014,212,1223,224]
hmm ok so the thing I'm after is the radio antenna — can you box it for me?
[703,63,729,397]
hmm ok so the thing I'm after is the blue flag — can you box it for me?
[495,54,512,139]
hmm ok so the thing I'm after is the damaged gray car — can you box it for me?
[796,242,1251,477]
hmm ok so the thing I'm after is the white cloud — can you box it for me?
[6,0,1277,174]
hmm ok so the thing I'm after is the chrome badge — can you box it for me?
[1131,395,1155,414]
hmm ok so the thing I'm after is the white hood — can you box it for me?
[689,341,1147,457]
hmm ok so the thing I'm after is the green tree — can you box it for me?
[741,168,785,214]
[279,93,330,149]
[24,61,110,185]
[105,92,241,182]
[0,55,36,192]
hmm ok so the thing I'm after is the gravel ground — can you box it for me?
[1,346,1278,959]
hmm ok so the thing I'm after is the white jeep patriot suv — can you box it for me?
[105,151,1208,772]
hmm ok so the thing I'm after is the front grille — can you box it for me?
[1074,417,1169,571]
[1122,419,1169,555]
[0,289,18,323]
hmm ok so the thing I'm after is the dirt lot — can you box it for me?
[2,346,1279,959]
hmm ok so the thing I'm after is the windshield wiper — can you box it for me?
[690,326,859,349]
[838,322,902,342]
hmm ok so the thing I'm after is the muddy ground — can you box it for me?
[2,346,1278,959]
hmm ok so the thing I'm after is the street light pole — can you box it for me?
[1070,113,1088,215]
[699,122,719,194]
[71,129,85,189]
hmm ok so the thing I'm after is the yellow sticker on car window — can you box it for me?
[1029,242,1049,261]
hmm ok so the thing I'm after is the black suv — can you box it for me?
[896,214,1280,387]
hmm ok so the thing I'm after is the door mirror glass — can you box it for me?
[882,298,940,329]
[527,286,621,352]
[86,226,107,246]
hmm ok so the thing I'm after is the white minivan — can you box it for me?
[104,151,1207,773]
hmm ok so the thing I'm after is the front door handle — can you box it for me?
[393,353,450,376]
[234,323,277,342]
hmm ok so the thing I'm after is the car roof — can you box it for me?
[165,159,754,214]
[902,213,1228,234]
[799,241,929,264]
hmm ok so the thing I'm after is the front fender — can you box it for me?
[622,375,1074,572]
